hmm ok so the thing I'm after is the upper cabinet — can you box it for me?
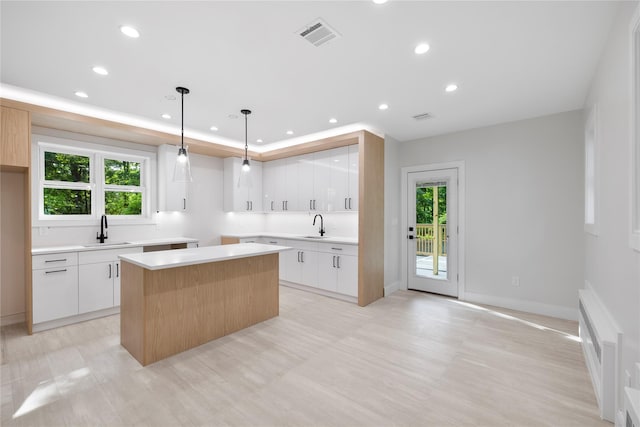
[157,144,189,211]
[223,157,263,212]
[1,106,30,168]
[225,144,359,213]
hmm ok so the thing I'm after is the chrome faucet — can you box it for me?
[96,214,108,243]
[313,214,325,237]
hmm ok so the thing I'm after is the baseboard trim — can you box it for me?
[1,312,25,327]
[384,281,403,296]
[32,307,120,333]
[279,281,358,304]
[463,292,578,321]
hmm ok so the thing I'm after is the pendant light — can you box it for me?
[174,86,193,182]
[241,109,251,172]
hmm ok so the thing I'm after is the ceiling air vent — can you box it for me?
[297,19,340,47]
[412,112,434,121]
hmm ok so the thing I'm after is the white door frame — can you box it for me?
[401,161,466,299]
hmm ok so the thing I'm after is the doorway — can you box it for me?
[407,168,459,297]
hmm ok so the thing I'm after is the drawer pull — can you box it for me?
[45,258,67,263]
[331,247,343,251]
[269,241,277,244]
[45,269,67,274]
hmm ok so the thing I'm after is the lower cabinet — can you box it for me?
[32,267,80,323]
[317,248,358,297]
[32,247,142,326]
[78,247,141,313]
[278,239,357,299]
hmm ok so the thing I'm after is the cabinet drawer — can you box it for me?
[32,266,79,323]
[239,237,261,243]
[316,243,358,256]
[262,238,286,246]
[32,252,78,270]
[286,239,319,251]
[79,247,142,264]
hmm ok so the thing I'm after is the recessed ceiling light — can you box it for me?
[286,130,294,135]
[378,103,389,110]
[414,43,430,55]
[75,91,88,98]
[210,126,218,131]
[161,114,171,119]
[92,66,108,75]
[256,139,263,143]
[329,118,338,124]
[373,0,388,4]
[120,26,140,38]
[445,84,458,92]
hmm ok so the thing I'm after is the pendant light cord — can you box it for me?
[181,89,185,150]
[244,112,248,158]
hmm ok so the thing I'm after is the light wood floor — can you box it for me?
[1,287,608,426]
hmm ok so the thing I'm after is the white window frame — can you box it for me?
[101,153,147,219]
[33,135,155,226]
[630,5,640,251]
[584,103,599,236]
[39,143,96,221]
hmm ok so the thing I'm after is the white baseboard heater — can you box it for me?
[578,289,621,422]
[625,387,639,427]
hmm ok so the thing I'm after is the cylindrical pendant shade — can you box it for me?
[174,146,193,182]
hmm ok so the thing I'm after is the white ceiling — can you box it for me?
[0,1,621,151]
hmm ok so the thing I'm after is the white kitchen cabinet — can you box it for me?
[78,262,114,313]
[223,157,263,212]
[78,247,142,313]
[297,153,316,211]
[158,144,189,212]
[316,243,358,297]
[263,159,285,212]
[280,240,318,287]
[32,252,79,324]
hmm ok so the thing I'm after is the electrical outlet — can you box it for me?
[511,276,520,286]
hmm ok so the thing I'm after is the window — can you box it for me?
[104,157,143,216]
[43,150,92,216]
[631,7,640,251]
[36,137,152,224]
[584,104,599,235]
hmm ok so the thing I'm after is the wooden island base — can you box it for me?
[120,253,279,366]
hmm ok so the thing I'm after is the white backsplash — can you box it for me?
[263,211,358,238]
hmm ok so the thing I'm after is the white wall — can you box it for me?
[384,136,401,294]
[583,0,640,398]
[394,110,584,319]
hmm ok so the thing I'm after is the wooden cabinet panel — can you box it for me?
[1,106,30,168]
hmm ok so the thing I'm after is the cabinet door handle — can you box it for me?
[285,200,288,211]
[309,200,313,210]
[349,198,352,210]
[45,269,67,274]
[183,198,186,210]
[332,255,336,268]
[331,247,343,251]
[269,241,277,244]
[108,263,112,279]
[337,256,341,269]
[116,263,119,278]
[313,200,316,210]
[246,201,249,211]
[271,201,274,211]
[345,198,348,209]
[282,201,285,211]
[45,258,67,263]
[251,201,253,210]
[297,251,301,262]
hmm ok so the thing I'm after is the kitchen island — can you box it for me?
[119,243,290,366]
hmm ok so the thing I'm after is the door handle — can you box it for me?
[297,251,301,262]
[183,198,186,210]
[300,251,304,263]
[109,263,112,279]
[332,255,336,268]
[349,198,352,210]
[116,262,119,278]
[336,256,340,269]
[345,198,347,209]
[45,269,67,274]
[271,201,274,211]
[407,235,414,240]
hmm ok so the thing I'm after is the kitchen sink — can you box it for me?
[299,236,328,239]
[83,242,133,247]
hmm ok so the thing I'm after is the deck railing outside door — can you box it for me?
[416,224,448,256]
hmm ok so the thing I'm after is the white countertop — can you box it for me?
[119,243,291,270]
[32,237,199,255]
[224,232,358,245]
